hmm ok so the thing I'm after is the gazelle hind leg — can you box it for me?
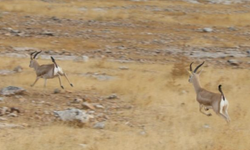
[223,105,231,122]
[63,73,73,87]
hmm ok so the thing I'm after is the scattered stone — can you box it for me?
[13,47,39,51]
[203,124,210,129]
[119,66,129,70]
[54,88,61,94]
[247,50,250,57]
[8,113,18,117]
[81,73,115,81]
[0,117,7,121]
[41,31,54,36]
[0,86,26,96]
[227,59,240,66]
[82,55,89,62]
[0,97,4,102]
[93,121,105,129]
[82,102,95,110]
[203,28,213,33]
[54,108,90,123]
[0,70,15,75]
[10,107,20,113]
[13,66,23,72]
[72,98,83,103]
[94,104,105,109]
[0,123,23,129]
[107,94,118,99]
[0,107,9,115]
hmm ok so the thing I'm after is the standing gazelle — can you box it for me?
[188,62,230,123]
[29,51,73,89]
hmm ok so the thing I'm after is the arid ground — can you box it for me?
[0,0,250,150]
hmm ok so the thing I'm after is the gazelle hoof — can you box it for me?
[70,83,74,87]
[61,86,64,89]
[207,113,212,116]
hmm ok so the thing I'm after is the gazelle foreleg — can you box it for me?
[199,104,212,116]
[58,75,64,89]
[31,77,39,87]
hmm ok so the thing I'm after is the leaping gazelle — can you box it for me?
[188,62,230,123]
[29,51,73,89]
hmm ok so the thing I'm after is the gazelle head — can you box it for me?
[188,61,205,83]
[29,51,41,68]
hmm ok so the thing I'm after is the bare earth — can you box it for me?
[0,0,250,150]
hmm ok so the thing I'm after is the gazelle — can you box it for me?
[188,62,230,123]
[29,51,73,89]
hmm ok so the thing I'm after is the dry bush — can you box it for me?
[170,56,189,80]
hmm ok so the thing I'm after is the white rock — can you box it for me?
[82,55,89,62]
[54,108,90,123]
[93,122,105,129]
[0,86,26,96]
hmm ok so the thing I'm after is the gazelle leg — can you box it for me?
[31,77,39,87]
[222,106,231,123]
[58,76,64,89]
[44,79,47,88]
[63,73,73,87]
[199,104,212,116]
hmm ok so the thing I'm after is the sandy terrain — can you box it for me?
[0,0,250,150]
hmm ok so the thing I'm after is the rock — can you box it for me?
[41,31,54,36]
[10,107,20,113]
[0,86,26,96]
[0,70,15,75]
[107,94,118,99]
[82,55,89,62]
[247,50,250,57]
[203,28,213,33]
[82,102,95,110]
[94,104,105,109]
[0,107,9,115]
[72,98,83,103]
[119,66,129,70]
[8,113,18,117]
[13,66,23,72]
[13,47,39,51]
[0,117,7,121]
[203,124,210,129]
[54,88,61,94]
[0,123,23,129]
[93,122,105,129]
[0,97,4,102]
[227,59,240,66]
[54,108,90,123]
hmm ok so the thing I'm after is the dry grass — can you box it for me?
[0,56,250,150]
[0,0,250,149]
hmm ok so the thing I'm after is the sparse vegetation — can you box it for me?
[0,0,250,150]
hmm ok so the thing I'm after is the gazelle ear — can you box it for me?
[186,70,192,75]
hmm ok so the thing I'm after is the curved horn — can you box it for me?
[194,61,205,73]
[30,51,37,59]
[190,62,193,72]
[33,51,42,59]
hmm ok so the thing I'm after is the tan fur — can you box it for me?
[29,52,73,89]
[189,62,230,123]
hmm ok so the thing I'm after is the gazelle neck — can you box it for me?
[33,60,40,70]
[192,74,202,93]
